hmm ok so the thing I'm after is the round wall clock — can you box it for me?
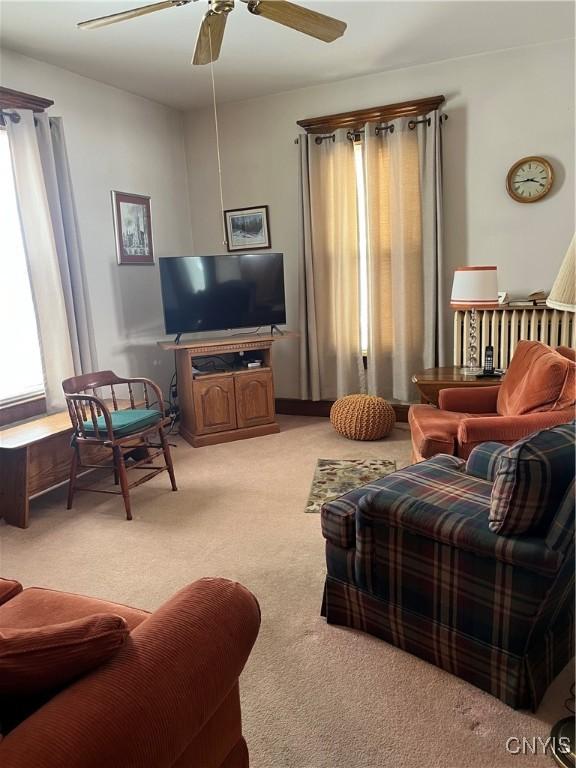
[506,156,554,203]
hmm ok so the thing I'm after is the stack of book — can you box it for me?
[497,290,549,308]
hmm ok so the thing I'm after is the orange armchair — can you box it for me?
[0,578,260,768]
[409,341,575,461]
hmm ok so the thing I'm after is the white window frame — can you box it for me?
[0,125,45,408]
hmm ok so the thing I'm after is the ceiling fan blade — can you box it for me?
[246,0,346,43]
[192,10,228,65]
[77,0,179,30]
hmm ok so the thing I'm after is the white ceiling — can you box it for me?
[1,1,573,110]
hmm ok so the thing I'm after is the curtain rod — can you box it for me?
[0,86,54,113]
[294,113,448,144]
[0,110,46,128]
[297,94,445,134]
[0,109,21,127]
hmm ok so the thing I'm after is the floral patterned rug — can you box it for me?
[304,458,397,513]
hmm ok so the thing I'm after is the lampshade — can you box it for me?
[450,266,499,309]
[547,235,575,311]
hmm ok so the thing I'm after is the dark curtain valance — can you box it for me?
[297,95,445,135]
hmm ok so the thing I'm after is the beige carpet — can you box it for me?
[0,416,572,768]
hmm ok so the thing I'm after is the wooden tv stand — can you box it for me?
[158,333,294,447]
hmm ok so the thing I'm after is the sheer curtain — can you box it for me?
[7,110,96,411]
[298,129,364,400]
[364,111,445,401]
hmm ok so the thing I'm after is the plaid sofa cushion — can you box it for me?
[358,486,562,576]
[466,442,509,481]
[489,421,576,535]
[321,454,465,549]
[370,454,490,516]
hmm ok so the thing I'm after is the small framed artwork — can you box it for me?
[224,205,271,252]
[112,191,154,265]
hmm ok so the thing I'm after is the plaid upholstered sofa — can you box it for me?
[321,422,575,710]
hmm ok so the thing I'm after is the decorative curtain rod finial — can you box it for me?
[0,109,21,126]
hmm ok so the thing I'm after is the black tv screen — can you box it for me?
[159,253,286,335]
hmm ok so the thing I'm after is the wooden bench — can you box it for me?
[0,400,136,528]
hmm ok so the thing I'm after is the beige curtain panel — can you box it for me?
[298,130,364,400]
[7,111,96,411]
[298,109,445,403]
[364,111,445,401]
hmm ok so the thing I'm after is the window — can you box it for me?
[0,129,44,404]
[353,141,369,355]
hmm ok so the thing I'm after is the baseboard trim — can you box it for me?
[275,399,410,423]
[275,399,334,417]
[181,422,280,447]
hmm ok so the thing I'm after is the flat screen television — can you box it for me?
[159,253,286,336]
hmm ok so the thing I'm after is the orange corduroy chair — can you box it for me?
[0,577,260,768]
[409,340,576,461]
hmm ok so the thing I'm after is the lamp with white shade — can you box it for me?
[451,266,499,373]
[547,234,575,312]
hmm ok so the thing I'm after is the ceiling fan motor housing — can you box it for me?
[212,0,235,13]
[246,0,262,15]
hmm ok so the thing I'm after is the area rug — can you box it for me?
[305,457,396,513]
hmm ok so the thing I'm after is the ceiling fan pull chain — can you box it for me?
[209,27,228,247]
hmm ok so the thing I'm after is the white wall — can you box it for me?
[0,49,193,394]
[184,40,575,398]
[2,41,573,402]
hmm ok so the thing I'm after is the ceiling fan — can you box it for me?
[77,0,347,65]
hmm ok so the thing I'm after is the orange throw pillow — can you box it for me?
[0,613,129,695]
[497,340,576,416]
[557,346,576,362]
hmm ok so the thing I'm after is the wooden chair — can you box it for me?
[62,370,177,520]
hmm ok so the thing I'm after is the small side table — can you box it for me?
[411,367,503,406]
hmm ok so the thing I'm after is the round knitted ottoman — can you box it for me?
[330,394,396,441]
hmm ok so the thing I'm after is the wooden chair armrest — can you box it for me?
[65,393,114,440]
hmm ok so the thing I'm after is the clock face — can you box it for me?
[507,156,553,203]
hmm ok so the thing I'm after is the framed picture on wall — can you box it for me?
[112,191,154,265]
[224,205,271,252]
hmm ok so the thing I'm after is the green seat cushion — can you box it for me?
[83,408,162,438]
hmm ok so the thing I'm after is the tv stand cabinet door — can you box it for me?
[234,371,275,429]
[193,376,237,435]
